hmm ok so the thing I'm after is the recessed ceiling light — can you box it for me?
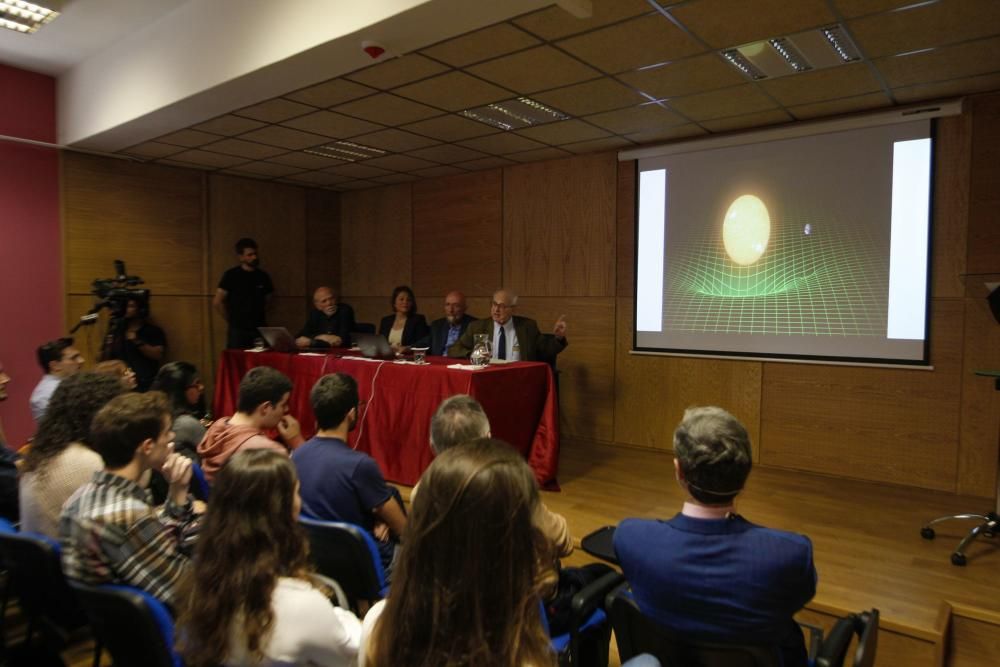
[304,141,385,162]
[0,1,59,34]
[720,24,863,81]
[820,25,862,63]
[768,38,811,72]
[460,97,569,131]
[720,49,767,80]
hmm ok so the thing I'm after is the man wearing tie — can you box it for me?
[417,291,476,356]
[448,288,567,362]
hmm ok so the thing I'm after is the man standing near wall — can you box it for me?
[214,238,274,349]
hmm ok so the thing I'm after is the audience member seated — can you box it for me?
[413,290,476,356]
[197,366,304,483]
[378,285,429,352]
[296,286,356,349]
[292,373,406,576]
[360,440,554,667]
[94,359,138,391]
[177,449,362,667]
[60,392,200,609]
[30,336,85,421]
[449,288,567,362]
[614,406,817,667]
[151,361,209,461]
[0,360,19,522]
[19,372,124,538]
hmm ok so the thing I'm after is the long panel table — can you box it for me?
[213,350,561,488]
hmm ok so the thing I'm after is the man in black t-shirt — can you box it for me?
[213,237,274,349]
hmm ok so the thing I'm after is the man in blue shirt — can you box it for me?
[292,373,406,574]
[614,406,817,667]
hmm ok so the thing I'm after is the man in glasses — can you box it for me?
[30,337,85,421]
[448,288,567,362]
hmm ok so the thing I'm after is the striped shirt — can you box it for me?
[59,470,200,609]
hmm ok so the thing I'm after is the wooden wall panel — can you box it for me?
[947,605,1000,667]
[207,175,308,299]
[63,154,203,295]
[340,184,412,297]
[516,296,616,443]
[759,298,965,490]
[305,189,341,294]
[412,171,502,297]
[967,92,1000,275]
[616,160,635,298]
[412,294,493,328]
[931,113,971,299]
[503,153,616,297]
[613,297,763,456]
[796,607,938,667]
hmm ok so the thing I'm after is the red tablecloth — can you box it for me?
[212,351,560,488]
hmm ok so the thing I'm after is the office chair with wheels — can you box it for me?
[813,609,879,667]
[298,516,388,615]
[920,510,998,566]
[70,582,180,667]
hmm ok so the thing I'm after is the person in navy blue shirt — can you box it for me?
[292,373,407,575]
[614,406,817,667]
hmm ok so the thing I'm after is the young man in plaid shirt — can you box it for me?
[59,392,200,609]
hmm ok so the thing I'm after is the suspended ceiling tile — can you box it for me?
[892,70,1000,103]
[668,84,779,121]
[532,77,645,116]
[362,154,439,172]
[393,71,512,111]
[280,110,383,139]
[285,171,355,186]
[759,62,883,107]
[372,173,419,184]
[238,126,330,150]
[285,78,378,108]
[167,149,251,168]
[268,151,348,169]
[191,114,268,137]
[849,0,1000,59]
[700,108,793,132]
[559,136,635,154]
[235,98,317,123]
[670,0,835,49]
[346,54,450,90]
[335,180,381,190]
[155,128,221,148]
[585,103,685,134]
[198,138,287,160]
[787,92,892,120]
[228,161,306,178]
[405,143,489,164]
[325,163,395,179]
[832,0,920,18]
[467,46,602,94]
[220,169,270,180]
[617,52,746,100]
[624,123,708,145]
[515,118,612,144]
[513,0,653,40]
[419,23,541,67]
[400,114,500,142]
[411,165,468,178]
[873,36,1000,88]
[159,159,217,171]
[349,128,439,153]
[454,155,517,171]
[506,146,573,162]
[121,142,186,159]
[557,13,704,74]
[456,132,549,155]
[333,93,443,126]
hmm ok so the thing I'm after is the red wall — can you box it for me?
[0,64,61,448]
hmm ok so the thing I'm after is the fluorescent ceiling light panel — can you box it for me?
[722,24,864,81]
[304,141,385,162]
[460,97,570,131]
[0,0,58,34]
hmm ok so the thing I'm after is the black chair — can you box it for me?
[0,519,90,658]
[70,582,180,667]
[298,516,387,614]
[550,570,625,667]
[920,510,998,566]
[353,322,376,335]
[814,609,879,667]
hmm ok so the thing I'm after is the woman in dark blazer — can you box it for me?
[379,285,430,351]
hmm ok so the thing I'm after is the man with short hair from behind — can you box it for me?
[292,373,407,575]
[197,366,304,483]
[30,337,85,421]
[614,406,817,667]
[59,392,200,609]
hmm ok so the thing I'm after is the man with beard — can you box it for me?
[214,237,274,349]
[292,373,407,575]
[295,286,356,349]
[415,290,476,357]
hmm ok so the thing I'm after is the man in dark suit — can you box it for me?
[416,291,476,356]
[295,286,355,349]
[448,288,567,362]
[614,407,817,667]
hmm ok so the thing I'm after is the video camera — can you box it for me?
[90,259,148,319]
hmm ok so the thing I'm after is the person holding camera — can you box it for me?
[104,297,166,392]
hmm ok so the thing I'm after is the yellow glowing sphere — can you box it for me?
[723,194,770,266]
